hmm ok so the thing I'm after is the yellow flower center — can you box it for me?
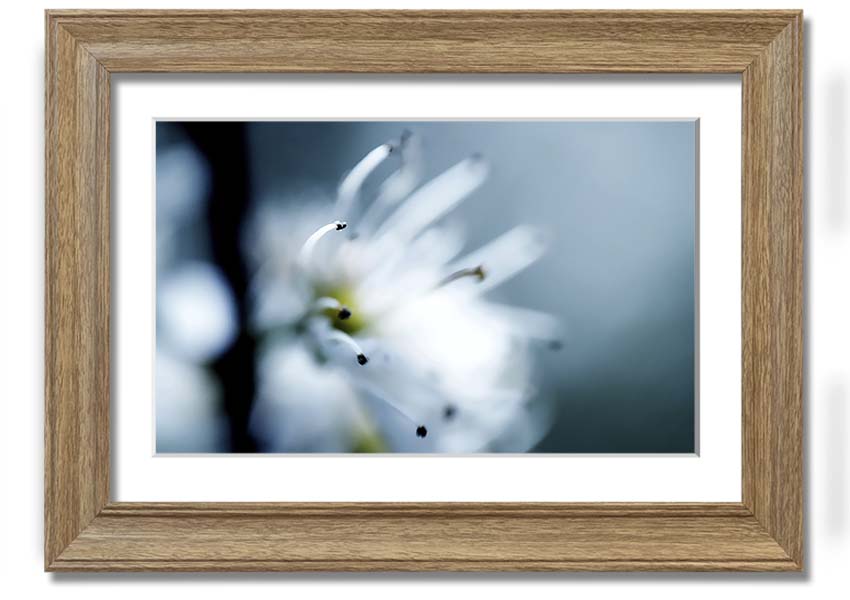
[315,285,368,336]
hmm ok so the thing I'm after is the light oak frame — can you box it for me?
[45,10,803,572]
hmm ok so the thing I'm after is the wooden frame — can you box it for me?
[45,10,803,572]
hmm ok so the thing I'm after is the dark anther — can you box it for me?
[335,222,347,231]
[416,425,428,438]
[357,353,369,365]
[442,405,457,421]
[548,340,563,351]
[390,130,412,154]
[338,307,352,320]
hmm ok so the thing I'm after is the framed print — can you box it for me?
[45,10,803,571]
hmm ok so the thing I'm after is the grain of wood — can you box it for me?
[44,9,804,572]
[741,13,804,566]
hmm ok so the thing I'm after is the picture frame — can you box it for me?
[45,10,803,572]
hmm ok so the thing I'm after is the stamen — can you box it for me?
[321,328,369,366]
[446,225,545,294]
[437,265,486,288]
[355,380,427,436]
[298,221,347,267]
[335,143,393,219]
[314,296,352,321]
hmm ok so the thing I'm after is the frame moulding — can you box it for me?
[45,10,803,572]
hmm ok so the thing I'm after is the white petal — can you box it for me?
[373,156,488,246]
[250,338,363,452]
[354,224,465,313]
[356,132,424,235]
[335,143,393,219]
[482,303,562,341]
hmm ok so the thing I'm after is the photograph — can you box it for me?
[155,119,697,454]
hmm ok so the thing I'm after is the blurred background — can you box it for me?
[156,120,696,454]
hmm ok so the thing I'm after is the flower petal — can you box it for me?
[373,155,488,247]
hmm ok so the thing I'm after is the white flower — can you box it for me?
[245,132,559,452]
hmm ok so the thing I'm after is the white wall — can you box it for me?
[1,0,846,596]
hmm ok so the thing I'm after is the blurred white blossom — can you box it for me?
[156,350,228,453]
[244,133,558,452]
[158,261,238,363]
[155,140,231,453]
